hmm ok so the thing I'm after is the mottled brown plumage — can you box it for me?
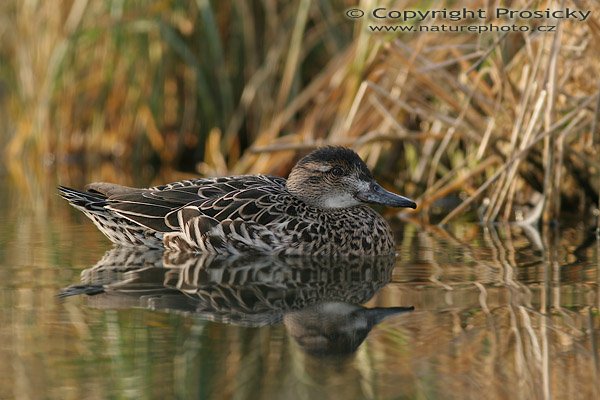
[59,147,416,256]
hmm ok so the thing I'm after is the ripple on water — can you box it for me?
[1,187,599,399]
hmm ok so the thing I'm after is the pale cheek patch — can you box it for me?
[355,180,370,192]
[323,193,361,208]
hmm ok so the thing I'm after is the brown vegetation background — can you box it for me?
[1,0,599,224]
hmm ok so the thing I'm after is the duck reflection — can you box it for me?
[284,302,413,356]
[60,248,413,356]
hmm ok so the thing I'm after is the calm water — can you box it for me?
[1,174,599,400]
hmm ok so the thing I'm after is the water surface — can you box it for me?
[0,175,599,400]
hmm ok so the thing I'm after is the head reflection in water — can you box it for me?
[284,302,414,356]
[59,247,415,356]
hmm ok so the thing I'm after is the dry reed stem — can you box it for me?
[543,13,564,223]
[593,82,600,232]
[484,38,545,222]
[416,155,501,213]
[487,90,547,222]
[275,0,310,111]
[440,95,595,225]
[2,0,599,223]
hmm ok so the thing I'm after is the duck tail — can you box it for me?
[58,185,109,214]
[58,185,164,249]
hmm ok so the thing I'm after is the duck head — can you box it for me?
[286,147,417,210]
[284,301,415,356]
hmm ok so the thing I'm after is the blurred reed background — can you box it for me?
[0,0,599,224]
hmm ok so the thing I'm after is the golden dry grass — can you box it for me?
[0,0,599,223]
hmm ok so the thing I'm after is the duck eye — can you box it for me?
[331,167,344,176]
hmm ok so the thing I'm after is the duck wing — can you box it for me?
[102,176,289,233]
[163,209,285,254]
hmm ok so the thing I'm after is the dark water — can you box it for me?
[1,176,599,400]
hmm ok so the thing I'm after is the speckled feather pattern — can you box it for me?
[59,175,396,256]
[59,147,415,256]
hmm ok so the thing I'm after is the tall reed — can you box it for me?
[1,0,598,223]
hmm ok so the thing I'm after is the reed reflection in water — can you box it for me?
[0,186,599,399]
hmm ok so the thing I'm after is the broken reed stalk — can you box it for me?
[486,90,547,223]
[483,35,544,223]
[417,155,501,213]
[440,96,594,225]
[542,17,563,224]
[593,82,600,234]
[426,77,481,189]
[3,0,599,225]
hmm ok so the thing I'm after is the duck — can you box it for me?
[59,146,416,256]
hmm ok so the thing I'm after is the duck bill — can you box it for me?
[355,182,417,209]
[364,306,415,326]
